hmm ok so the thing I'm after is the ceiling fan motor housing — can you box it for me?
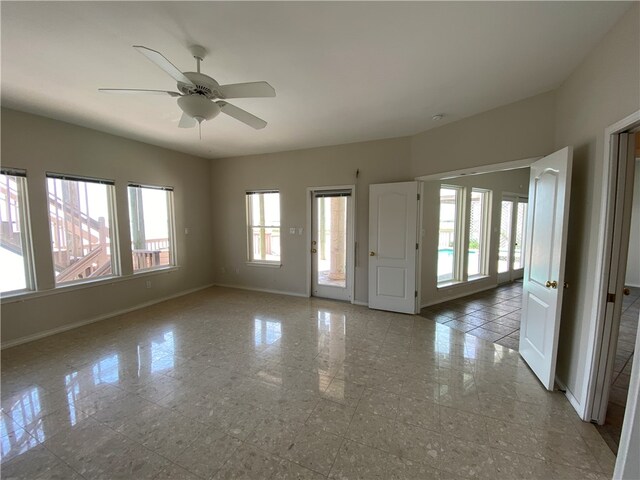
[177,94,220,121]
[177,72,223,99]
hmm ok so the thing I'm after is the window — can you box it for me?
[498,200,513,274]
[514,200,528,270]
[467,189,490,277]
[0,168,34,293]
[438,186,462,283]
[246,190,280,264]
[47,174,117,285]
[498,196,527,274]
[128,184,175,271]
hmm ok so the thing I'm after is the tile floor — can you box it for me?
[1,287,616,479]
[420,282,523,350]
[595,286,639,453]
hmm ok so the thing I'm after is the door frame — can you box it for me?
[305,184,356,303]
[584,110,640,422]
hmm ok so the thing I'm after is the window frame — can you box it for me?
[467,188,491,279]
[45,172,120,287]
[437,185,465,285]
[245,190,281,266]
[127,183,177,273]
[0,168,36,295]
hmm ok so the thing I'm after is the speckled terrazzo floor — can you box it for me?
[1,287,616,479]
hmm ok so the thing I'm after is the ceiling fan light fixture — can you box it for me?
[177,94,220,121]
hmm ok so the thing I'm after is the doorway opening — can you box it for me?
[309,187,354,302]
[589,128,639,456]
[419,166,531,347]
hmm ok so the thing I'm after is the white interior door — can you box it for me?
[311,189,353,301]
[519,146,573,390]
[368,181,419,314]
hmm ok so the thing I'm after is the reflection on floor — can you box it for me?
[1,287,615,479]
[420,282,523,350]
[596,286,640,454]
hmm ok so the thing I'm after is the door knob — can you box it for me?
[545,280,558,289]
[311,249,317,253]
[564,282,569,289]
[369,251,376,256]
[623,287,631,296]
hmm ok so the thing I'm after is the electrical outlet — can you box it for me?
[184,227,190,235]
[145,280,152,289]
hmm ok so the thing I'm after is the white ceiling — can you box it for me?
[1,2,630,160]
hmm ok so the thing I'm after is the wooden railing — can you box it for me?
[132,238,169,270]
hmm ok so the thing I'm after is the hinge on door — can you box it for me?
[415,291,418,298]
[416,243,419,250]
[417,193,420,201]
[607,293,616,303]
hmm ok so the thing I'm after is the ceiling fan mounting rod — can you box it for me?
[189,45,207,74]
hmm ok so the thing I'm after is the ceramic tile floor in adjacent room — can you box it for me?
[1,287,616,479]
[420,282,523,350]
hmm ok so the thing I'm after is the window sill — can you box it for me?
[0,266,180,305]
[132,265,178,275]
[246,262,282,268]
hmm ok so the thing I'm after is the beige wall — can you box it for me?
[210,92,555,305]
[554,3,640,408]
[210,137,412,303]
[410,92,556,177]
[421,168,530,306]
[1,108,214,345]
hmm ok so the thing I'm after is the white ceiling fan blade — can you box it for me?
[217,82,276,99]
[218,101,267,129]
[133,45,194,86]
[99,88,181,97]
[178,112,197,128]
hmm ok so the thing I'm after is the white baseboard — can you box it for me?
[420,282,499,309]
[352,300,368,307]
[212,283,309,299]
[625,282,640,288]
[555,376,586,420]
[1,283,214,350]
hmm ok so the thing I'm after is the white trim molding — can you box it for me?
[584,109,640,420]
[2,283,214,349]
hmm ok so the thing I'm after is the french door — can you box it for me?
[498,194,528,283]
[311,189,354,301]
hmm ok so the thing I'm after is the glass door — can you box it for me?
[498,195,528,283]
[311,190,353,301]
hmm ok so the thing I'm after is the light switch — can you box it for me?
[298,227,303,235]
[289,227,296,234]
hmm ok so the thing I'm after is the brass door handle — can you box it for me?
[369,251,375,256]
[623,287,631,296]
[311,249,317,253]
[545,280,558,289]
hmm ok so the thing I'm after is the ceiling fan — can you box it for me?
[99,45,275,135]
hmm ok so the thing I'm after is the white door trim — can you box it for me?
[305,184,356,303]
[584,110,640,421]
